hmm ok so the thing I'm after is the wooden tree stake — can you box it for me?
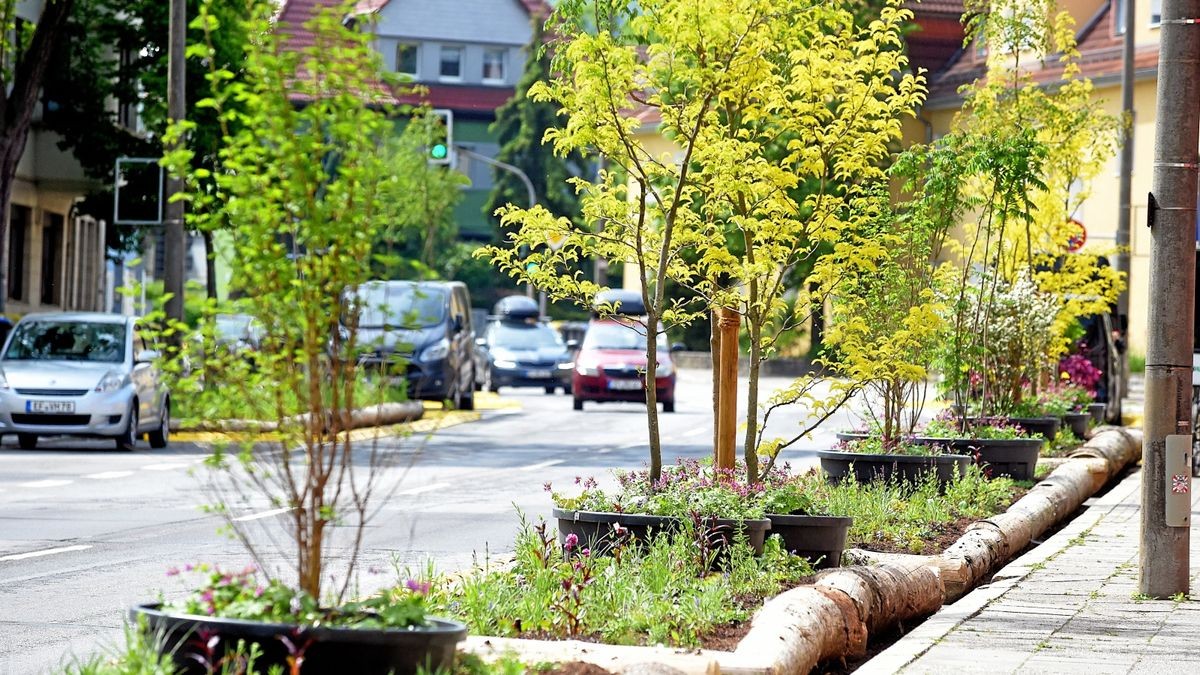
[716,307,740,471]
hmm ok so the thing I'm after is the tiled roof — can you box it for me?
[924,2,1160,108]
[394,84,518,114]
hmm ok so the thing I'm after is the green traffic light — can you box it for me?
[430,144,448,160]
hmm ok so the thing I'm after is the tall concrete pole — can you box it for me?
[1116,0,1135,398]
[163,0,186,325]
[1139,0,1200,598]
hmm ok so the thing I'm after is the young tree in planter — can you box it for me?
[485,0,922,485]
[163,0,429,602]
[934,0,1124,419]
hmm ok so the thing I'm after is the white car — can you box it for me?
[0,313,169,450]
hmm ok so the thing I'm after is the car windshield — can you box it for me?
[490,322,563,349]
[215,314,251,340]
[581,322,668,351]
[355,284,447,329]
[4,320,126,363]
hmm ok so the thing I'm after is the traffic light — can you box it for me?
[427,108,453,166]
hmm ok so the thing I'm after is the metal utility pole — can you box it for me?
[457,147,546,314]
[1116,0,1135,398]
[1139,0,1200,598]
[163,0,186,325]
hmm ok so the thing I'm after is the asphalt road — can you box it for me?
[0,368,862,674]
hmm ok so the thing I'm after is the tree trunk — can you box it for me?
[744,312,762,483]
[0,0,76,312]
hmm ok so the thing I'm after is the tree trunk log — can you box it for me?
[172,401,424,433]
[730,559,942,673]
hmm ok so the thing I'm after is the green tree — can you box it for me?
[0,0,75,312]
[163,0,430,601]
[485,0,921,483]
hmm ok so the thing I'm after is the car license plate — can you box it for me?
[526,369,552,379]
[607,380,642,391]
[27,400,75,414]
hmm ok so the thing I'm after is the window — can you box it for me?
[1114,0,1127,35]
[1150,0,1162,25]
[439,46,463,80]
[482,48,506,84]
[41,212,62,306]
[395,42,418,77]
[7,205,28,302]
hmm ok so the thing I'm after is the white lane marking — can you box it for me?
[681,427,708,437]
[521,459,564,471]
[597,447,613,454]
[85,471,134,480]
[232,507,293,522]
[141,462,191,471]
[19,479,72,489]
[618,441,644,449]
[0,544,91,562]
[397,483,448,496]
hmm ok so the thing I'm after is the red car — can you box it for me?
[571,317,681,412]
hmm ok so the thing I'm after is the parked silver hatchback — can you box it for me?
[0,313,169,450]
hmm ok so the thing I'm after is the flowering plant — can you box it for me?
[922,408,1034,440]
[549,459,831,520]
[834,435,951,457]
[1058,352,1102,395]
[166,563,430,629]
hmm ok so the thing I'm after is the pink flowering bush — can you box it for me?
[1058,352,1102,395]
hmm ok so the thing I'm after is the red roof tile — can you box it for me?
[393,84,517,114]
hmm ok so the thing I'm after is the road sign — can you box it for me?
[1066,218,1087,252]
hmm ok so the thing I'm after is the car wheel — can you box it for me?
[148,400,170,449]
[544,385,556,395]
[17,433,37,450]
[484,368,496,393]
[573,396,583,411]
[564,384,573,395]
[663,400,675,413]
[116,405,139,452]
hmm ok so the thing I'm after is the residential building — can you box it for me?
[277,0,552,240]
[5,0,107,317]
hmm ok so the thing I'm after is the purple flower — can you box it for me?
[543,482,552,492]
[405,579,431,596]
[255,586,264,597]
[166,566,180,577]
[564,533,579,551]
[581,548,591,557]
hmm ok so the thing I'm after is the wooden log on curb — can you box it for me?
[171,401,425,433]
[460,636,720,674]
[727,559,942,674]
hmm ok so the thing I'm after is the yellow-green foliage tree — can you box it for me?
[934,0,1124,412]
[482,0,922,483]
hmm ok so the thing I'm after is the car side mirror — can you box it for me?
[670,342,687,353]
[566,339,579,350]
[135,349,160,364]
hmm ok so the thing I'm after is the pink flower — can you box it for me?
[166,566,180,577]
[564,533,579,551]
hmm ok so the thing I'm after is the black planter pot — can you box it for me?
[1087,403,1107,425]
[551,507,771,556]
[1005,416,1060,441]
[765,514,853,569]
[1062,411,1090,438]
[816,449,972,486]
[130,603,466,675]
[927,437,1044,481]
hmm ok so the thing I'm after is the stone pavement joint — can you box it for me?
[858,463,1200,675]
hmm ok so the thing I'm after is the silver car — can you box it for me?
[0,313,169,450]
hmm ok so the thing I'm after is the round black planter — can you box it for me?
[765,514,853,569]
[551,507,771,556]
[130,603,466,675]
[816,449,972,486]
[1062,411,1090,438]
[1005,416,1060,441]
[1087,403,1107,425]
[928,437,1044,481]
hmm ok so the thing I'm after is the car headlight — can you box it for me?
[492,359,517,369]
[576,362,599,376]
[655,360,674,377]
[420,338,450,363]
[96,370,127,393]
